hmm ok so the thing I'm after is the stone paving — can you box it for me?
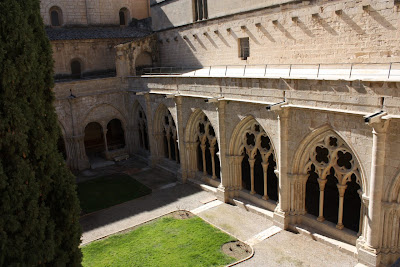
[78,158,359,266]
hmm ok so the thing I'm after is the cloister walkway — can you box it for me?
[79,157,359,267]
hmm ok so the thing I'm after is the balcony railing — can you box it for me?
[138,63,400,81]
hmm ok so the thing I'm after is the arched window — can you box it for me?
[162,110,179,163]
[50,6,63,27]
[119,8,130,26]
[71,60,82,79]
[305,135,362,232]
[240,122,278,201]
[196,115,220,179]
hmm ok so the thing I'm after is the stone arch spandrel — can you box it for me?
[291,125,368,195]
[80,103,127,135]
[386,170,400,203]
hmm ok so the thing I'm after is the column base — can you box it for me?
[216,185,230,203]
[358,246,381,267]
[273,208,289,230]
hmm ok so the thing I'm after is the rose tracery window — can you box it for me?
[162,110,179,163]
[240,122,278,201]
[196,115,220,179]
[137,107,149,150]
[305,135,362,232]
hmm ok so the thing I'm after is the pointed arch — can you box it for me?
[132,100,149,151]
[81,103,127,135]
[292,125,366,233]
[387,170,400,203]
[153,104,179,163]
[291,125,367,193]
[184,109,220,180]
[229,116,278,202]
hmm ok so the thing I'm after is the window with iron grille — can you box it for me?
[194,0,208,21]
[239,38,250,60]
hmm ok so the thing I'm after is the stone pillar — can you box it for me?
[317,178,328,222]
[359,121,388,266]
[228,155,243,191]
[210,145,217,179]
[185,141,198,179]
[336,184,348,229]
[249,158,256,195]
[274,108,290,229]
[66,134,90,170]
[200,143,207,175]
[262,162,269,200]
[216,100,229,202]
[144,93,158,165]
[174,96,187,181]
[166,131,172,160]
[126,125,137,154]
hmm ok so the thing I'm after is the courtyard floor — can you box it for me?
[79,157,359,267]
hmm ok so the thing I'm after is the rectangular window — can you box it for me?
[239,38,250,60]
[194,0,208,21]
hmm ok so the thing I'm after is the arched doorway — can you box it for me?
[71,59,82,79]
[106,119,125,151]
[135,52,152,75]
[84,122,105,157]
[303,133,362,233]
[119,8,130,26]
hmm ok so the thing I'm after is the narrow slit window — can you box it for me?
[119,11,126,26]
[194,0,208,21]
[49,7,63,27]
[239,38,250,60]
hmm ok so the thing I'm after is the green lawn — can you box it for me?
[82,216,237,267]
[77,173,152,214]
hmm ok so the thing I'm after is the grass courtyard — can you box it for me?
[77,173,152,214]
[81,213,238,267]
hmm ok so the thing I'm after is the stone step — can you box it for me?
[232,197,275,220]
[188,178,218,194]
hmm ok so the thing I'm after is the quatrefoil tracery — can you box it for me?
[306,135,361,186]
[196,116,217,147]
[240,123,274,162]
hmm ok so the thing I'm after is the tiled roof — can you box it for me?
[46,26,153,41]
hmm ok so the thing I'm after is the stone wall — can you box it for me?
[40,0,149,26]
[52,39,130,77]
[155,0,400,67]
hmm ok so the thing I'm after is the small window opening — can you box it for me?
[71,60,82,79]
[194,0,208,21]
[239,38,250,60]
[50,7,63,27]
[119,8,130,26]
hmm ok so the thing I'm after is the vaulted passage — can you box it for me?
[304,135,362,232]
[239,121,278,201]
[84,122,105,157]
[106,119,125,151]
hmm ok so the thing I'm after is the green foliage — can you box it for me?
[78,174,152,214]
[82,216,236,267]
[0,0,82,265]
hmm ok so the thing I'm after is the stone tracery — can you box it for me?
[195,115,220,179]
[239,121,278,201]
[137,106,149,150]
[161,109,179,163]
[304,134,362,232]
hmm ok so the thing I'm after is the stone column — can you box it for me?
[336,184,348,229]
[216,100,229,202]
[166,131,172,160]
[228,155,243,191]
[174,136,179,163]
[274,109,290,229]
[174,96,187,181]
[200,143,207,175]
[262,162,269,200]
[317,178,328,222]
[185,141,198,179]
[249,158,256,195]
[144,93,157,165]
[210,145,217,179]
[366,122,388,248]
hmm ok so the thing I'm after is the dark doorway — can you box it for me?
[84,122,105,157]
[106,119,125,150]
